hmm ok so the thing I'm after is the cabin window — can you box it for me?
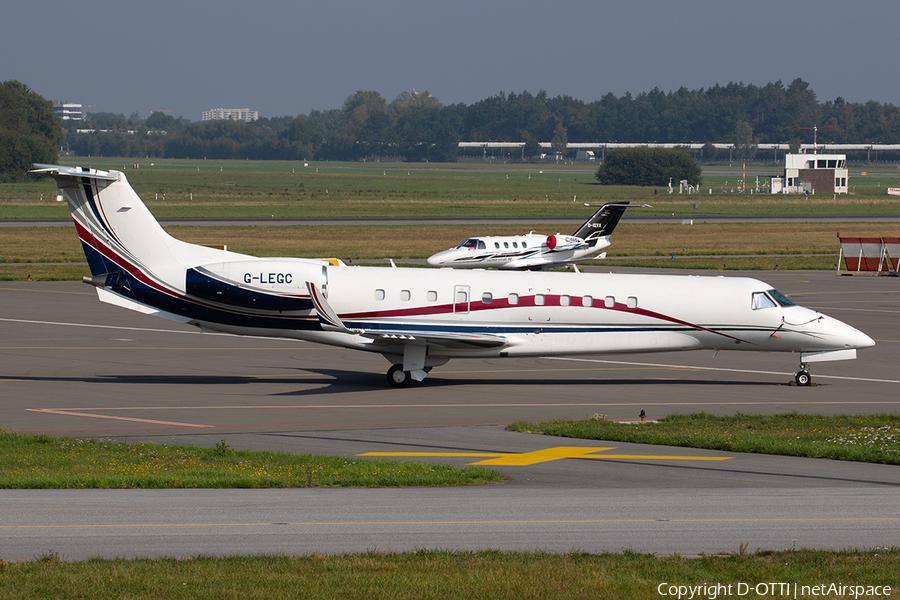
[509,293,519,305]
[560,295,570,306]
[767,288,796,307]
[604,296,615,308]
[752,292,777,310]
[512,242,518,248]
[400,290,411,301]
[504,242,509,249]
[456,290,468,303]
[482,292,493,304]
[375,289,385,301]
[535,294,545,305]
[627,296,638,308]
[582,295,593,307]
[494,242,500,249]
[427,290,438,302]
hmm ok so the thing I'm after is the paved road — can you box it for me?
[4,214,900,227]
[1,270,899,559]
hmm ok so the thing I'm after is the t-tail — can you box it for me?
[31,164,245,283]
[572,202,646,244]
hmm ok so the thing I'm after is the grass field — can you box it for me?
[2,219,893,279]
[0,431,502,489]
[2,549,897,599]
[3,158,900,219]
[3,158,899,279]
[508,413,900,465]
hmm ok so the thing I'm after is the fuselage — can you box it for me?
[168,263,874,362]
[318,267,873,357]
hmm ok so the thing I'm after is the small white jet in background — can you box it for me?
[426,202,647,270]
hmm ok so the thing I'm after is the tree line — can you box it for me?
[9,78,900,175]
[0,81,63,182]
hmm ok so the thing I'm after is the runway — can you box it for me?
[1,270,899,559]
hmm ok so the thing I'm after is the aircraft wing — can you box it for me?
[360,329,508,350]
[307,281,508,349]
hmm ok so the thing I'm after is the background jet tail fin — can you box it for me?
[572,202,631,240]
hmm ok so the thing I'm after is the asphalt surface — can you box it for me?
[1,270,899,559]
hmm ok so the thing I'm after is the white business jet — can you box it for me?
[34,164,873,388]
[426,202,644,270]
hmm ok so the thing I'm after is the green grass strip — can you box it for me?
[508,412,900,465]
[0,432,502,489]
[1,549,897,599]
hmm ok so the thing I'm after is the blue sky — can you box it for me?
[4,0,898,122]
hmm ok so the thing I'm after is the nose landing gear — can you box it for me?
[794,362,812,386]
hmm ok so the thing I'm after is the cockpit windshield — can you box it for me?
[751,289,796,310]
[768,289,795,307]
[456,238,485,250]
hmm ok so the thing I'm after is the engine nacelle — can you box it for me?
[185,258,330,311]
[545,234,583,251]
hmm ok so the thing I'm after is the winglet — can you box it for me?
[306,281,352,333]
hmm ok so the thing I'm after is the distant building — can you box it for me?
[53,101,83,121]
[201,108,258,122]
[770,153,849,194]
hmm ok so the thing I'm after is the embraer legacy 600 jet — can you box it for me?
[426,202,643,270]
[34,164,874,388]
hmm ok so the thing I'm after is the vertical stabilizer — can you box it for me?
[31,164,244,277]
[571,202,631,241]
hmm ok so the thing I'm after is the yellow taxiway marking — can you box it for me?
[358,446,732,465]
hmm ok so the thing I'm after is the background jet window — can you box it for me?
[535,294,545,305]
[400,290,411,301]
[512,242,518,248]
[604,296,615,308]
[494,242,500,249]
[477,240,486,250]
[752,292,777,310]
[482,292,493,304]
[508,293,519,305]
[560,295,570,306]
[375,289,385,301]
[627,296,638,308]
[582,295,593,307]
[426,290,438,302]
[504,242,509,249]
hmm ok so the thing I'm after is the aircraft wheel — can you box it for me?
[795,370,811,386]
[387,365,410,388]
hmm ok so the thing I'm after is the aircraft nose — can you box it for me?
[828,316,875,349]
[425,254,442,267]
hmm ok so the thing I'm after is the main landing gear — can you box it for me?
[386,364,432,388]
[794,362,812,386]
[387,364,410,388]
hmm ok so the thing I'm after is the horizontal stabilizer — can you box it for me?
[31,164,118,182]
